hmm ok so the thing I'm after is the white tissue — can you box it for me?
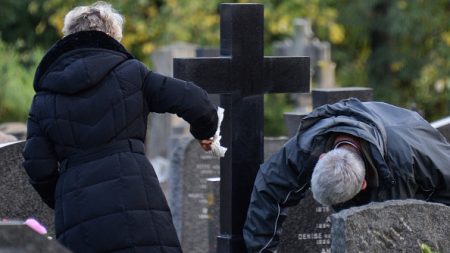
[209,107,227,157]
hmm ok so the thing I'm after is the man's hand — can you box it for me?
[199,139,213,151]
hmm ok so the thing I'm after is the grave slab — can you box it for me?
[331,199,450,253]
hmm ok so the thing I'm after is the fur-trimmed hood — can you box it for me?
[33,31,134,94]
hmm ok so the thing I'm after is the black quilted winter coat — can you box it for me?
[22,31,218,253]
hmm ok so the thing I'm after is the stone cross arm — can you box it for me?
[174,56,310,95]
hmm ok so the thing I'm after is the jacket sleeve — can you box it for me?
[142,70,218,140]
[22,100,59,209]
[243,137,310,253]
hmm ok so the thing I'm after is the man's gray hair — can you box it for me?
[62,1,124,41]
[311,148,365,206]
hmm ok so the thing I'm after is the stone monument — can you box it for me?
[174,4,309,251]
[0,141,55,237]
[331,199,450,253]
[168,137,220,253]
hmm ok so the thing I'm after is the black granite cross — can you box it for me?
[173,4,309,252]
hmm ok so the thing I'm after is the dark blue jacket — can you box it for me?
[244,98,450,252]
[23,31,218,253]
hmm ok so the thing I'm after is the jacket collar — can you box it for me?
[34,31,134,90]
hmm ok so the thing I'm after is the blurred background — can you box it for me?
[1,0,449,136]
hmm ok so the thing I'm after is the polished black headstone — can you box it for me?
[174,4,310,252]
[284,87,373,137]
[312,87,373,108]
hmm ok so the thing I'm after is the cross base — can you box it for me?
[217,235,246,253]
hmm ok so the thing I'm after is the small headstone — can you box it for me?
[0,141,54,237]
[0,222,70,252]
[331,199,450,253]
[431,116,450,141]
[279,191,333,253]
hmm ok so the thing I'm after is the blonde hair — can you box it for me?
[62,1,124,41]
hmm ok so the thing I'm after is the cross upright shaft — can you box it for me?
[173,4,310,252]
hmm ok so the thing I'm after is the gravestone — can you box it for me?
[331,199,450,253]
[273,18,335,89]
[174,4,309,252]
[279,191,333,253]
[169,137,220,253]
[273,18,336,115]
[279,88,373,253]
[0,141,55,237]
[284,87,374,137]
[311,87,373,109]
[0,222,70,252]
[431,116,450,141]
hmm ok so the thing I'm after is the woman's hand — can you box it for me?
[199,139,213,151]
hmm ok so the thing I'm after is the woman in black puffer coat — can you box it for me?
[22,2,218,253]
